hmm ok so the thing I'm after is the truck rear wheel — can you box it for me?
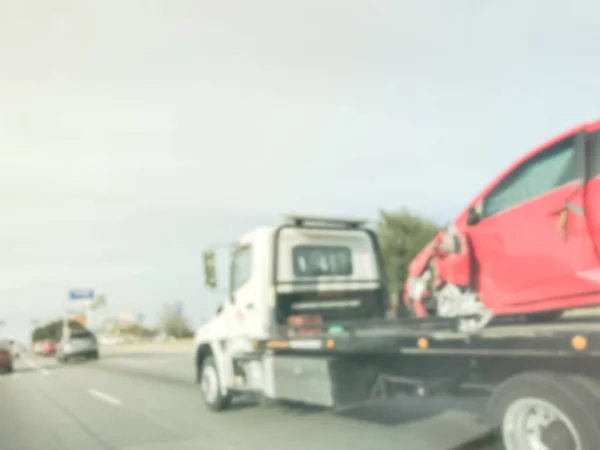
[200,356,231,411]
[486,372,600,450]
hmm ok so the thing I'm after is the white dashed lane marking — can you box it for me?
[88,388,122,406]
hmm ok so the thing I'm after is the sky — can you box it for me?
[1,0,599,341]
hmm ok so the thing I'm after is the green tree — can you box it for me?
[31,319,86,342]
[377,209,441,310]
[116,323,157,339]
[160,303,194,339]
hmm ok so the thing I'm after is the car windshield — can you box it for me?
[589,129,600,178]
[70,331,94,339]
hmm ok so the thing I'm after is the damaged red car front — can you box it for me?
[404,119,600,332]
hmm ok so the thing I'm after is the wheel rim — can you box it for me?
[503,397,582,450]
[201,365,219,403]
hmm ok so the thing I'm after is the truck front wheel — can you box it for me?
[486,372,600,450]
[200,356,231,411]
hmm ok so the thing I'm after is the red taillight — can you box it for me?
[287,315,323,336]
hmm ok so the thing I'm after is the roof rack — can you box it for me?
[283,214,369,229]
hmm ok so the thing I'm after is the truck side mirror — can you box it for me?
[466,207,480,226]
[203,250,217,289]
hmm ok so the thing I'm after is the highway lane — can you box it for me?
[0,352,491,450]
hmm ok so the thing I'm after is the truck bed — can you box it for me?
[260,315,600,358]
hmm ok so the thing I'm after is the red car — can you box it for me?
[42,340,56,356]
[0,342,13,374]
[404,120,600,332]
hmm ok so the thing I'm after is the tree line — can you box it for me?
[31,319,87,342]
[377,209,441,308]
[31,303,195,342]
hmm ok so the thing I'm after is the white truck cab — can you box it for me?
[195,215,389,410]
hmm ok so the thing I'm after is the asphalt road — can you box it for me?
[0,351,492,450]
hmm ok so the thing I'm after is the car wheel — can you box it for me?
[199,356,231,411]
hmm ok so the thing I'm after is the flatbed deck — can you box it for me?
[258,316,600,358]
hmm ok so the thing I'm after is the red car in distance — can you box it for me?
[404,120,600,332]
[0,341,13,374]
[41,340,56,357]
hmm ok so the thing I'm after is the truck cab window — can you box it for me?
[292,245,352,277]
[483,137,577,218]
[231,246,252,291]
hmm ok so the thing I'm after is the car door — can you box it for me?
[466,131,597,313]
[226,245,261,353]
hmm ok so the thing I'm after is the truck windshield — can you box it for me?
[292,245,352,277]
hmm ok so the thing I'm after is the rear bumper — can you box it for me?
[62,349,98,359]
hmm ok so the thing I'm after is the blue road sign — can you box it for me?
[69,289,95,301]
[175,302,184,317]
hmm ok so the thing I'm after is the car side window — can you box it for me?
[588,129,600,179]
[231,245,252,292]
[483,136,577,218]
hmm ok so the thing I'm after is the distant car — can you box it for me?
[42,340,56,356]
[33,340,46,355]
[0,342,13,374]
[56,330,99,362]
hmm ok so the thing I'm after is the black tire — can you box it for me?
[486,372,600,450]
[90,351,99,360]
[199,355,231,411]
[569,375,600,399]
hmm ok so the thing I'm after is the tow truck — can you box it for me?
[195,215,600,450]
